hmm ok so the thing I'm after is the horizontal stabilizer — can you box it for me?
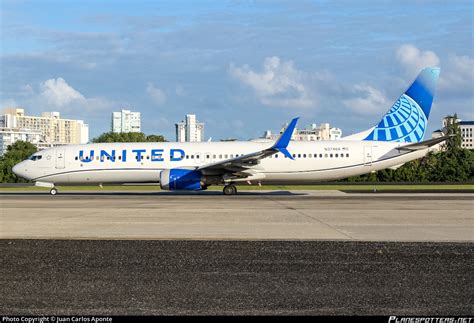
[396,134,453,152]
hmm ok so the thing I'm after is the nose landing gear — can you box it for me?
[50,187,58,195]
[223,184,237,195]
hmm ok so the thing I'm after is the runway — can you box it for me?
[1,191,473,241]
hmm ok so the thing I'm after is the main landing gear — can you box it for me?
[50,187,58,195]
[223,184,237,195]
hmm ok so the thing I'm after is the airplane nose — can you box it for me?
[12,164,20,175]
[12,162,27,179]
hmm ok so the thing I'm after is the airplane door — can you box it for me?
[363,146,372,166]
[56,149,66,169]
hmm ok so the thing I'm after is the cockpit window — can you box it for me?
[29,155,42,161]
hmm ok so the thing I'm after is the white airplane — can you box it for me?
[13,67,449,195]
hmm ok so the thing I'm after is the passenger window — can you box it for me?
[224,154,228,158]
[118,156,122,160]
[303,154,306,158]
[75,156,78,160]
[330,154,333,158]
[292,154,296,158]
[219,155,222,159]
[191,155,194,159]
[213,155,216,159]
[186,155,189,159]
[275,154,278,158]
[206,155,210,159]
[335,154,338,158]
[324,154,327,158]
[346,153,349,157]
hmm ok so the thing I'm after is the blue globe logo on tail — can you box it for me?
[363,67,440,143]
[363,94,427,142]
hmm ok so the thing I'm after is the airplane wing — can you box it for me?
[197,117,299,175]
[396,134,453,152]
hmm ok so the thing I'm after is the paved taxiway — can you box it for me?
[1,191,473,241]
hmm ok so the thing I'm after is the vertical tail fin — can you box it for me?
[356,67,440,143]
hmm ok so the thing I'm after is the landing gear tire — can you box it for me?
[50,187,58,195]
[223,184,237,195]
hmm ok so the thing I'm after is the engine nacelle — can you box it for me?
[159,169,203,191]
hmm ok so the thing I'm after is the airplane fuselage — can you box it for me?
[13,140,429,185]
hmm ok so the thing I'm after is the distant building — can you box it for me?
[263,122,342,141]
[431,117,474,150]
[175,114,205,142]
[0,128,42,157]
[458,120,474,149]
[112,109,141,133]
[0,108,89,155]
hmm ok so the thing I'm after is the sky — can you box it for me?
[1,0,473,141]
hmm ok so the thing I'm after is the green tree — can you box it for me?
[0,141,37,183]
[443,113,462,153]
[92,132,166,143]
[146,134,166,142]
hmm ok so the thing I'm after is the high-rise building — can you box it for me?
[0,108,89,155]
[175,114,205,142]
[263,122,342,141]
[111,109,141,133]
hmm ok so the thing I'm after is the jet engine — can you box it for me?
[159,169,204,191]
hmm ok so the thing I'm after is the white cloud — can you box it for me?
[0,98,20,109]
[1,77,114,118]
[438,54,474,96]
[395,44,473,100]
[342,84,389,115]
[396,44,440,74]
[40,77,85,106]
[146,83,167,105]
[229,56,314,108]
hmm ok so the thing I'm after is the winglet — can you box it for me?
[272,117,299,160]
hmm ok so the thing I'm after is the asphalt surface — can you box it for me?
[0,240,472,315]
[1,192,472,241]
